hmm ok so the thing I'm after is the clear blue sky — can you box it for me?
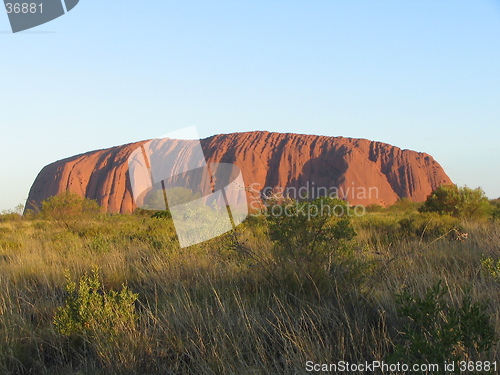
[1,0,499,211]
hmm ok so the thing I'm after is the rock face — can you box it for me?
[26,131,452,213]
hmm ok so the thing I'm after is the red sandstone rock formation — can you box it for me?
[26,131,452,213]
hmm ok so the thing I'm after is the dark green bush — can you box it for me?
[490,198,500,221]
[365,203,385,213]
[482,257,500,281]
[390,281,496,365]
[150,210,172,219]
[264,197,366,292]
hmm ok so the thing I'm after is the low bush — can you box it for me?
[264,197,368,293]
[490,199,500,221]
[41,191,101,230]
[420,185,491,220]
[54,268,140,370]
[388,198,420,213]
[482,257,500,281]
[355,214,402,245]
[0,193,497,373]
[398,212,462,240]
[390,281,496,364]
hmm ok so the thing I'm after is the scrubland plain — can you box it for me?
[0,191,499,374]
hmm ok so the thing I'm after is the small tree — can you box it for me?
[41,191,101,228]
[265,197,365,292]
[391,281,496,365]
[420,185,490,220]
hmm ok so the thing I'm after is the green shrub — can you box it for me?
[481,258,500,280]
[0,213,22,222]
[0,204,24,222]
[87,235,112,253]
[54,268,138,338]
[264,197,366,292]
[266,197,356,250]
[391,281,496,365]
[0,240,21,250]
[150,210,172,219]
[420,185,490,220]
[54,268,141,370]
[388,198,420,213]
[365,204,385,213]
[398,212,462,240]
[490,199,500,221]
[356,214,403,245]
[41,191,101,229]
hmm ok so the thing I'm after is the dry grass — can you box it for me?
[0,212,498,374]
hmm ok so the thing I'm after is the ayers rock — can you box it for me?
[26,131,452,213]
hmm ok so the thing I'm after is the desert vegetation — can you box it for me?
[0,187,499,374]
